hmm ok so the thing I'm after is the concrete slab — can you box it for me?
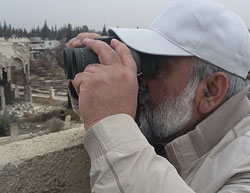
[0,126,91,193]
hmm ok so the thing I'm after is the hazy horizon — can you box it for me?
[1,0,250,31]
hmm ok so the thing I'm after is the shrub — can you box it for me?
[0,111,20,137]
[0,112,11,137]
[47,117,64,133]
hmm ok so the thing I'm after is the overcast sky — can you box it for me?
[0,0,250,31]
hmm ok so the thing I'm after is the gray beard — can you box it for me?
[139,78,199,143]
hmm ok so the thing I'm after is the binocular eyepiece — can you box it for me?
[63,37,158,79]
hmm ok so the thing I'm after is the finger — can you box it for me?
[84,63,105,73]
[67,33,102,48]
[83,39,121,65]
[72,71,92,94]
[111,39,137,74]
[67,38,77,48]
[77,32,101,40]
[75,33,101,47]
[70,79,79,95]
[71,73,84,95]
[67,38,83,48]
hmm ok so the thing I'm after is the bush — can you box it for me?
[0,111,19,137]
[0,112,11,137]
[47,117,64,133]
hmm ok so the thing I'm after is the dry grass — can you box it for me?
[32,96,66,106]
[23,108,81,123]
[23,109,62,123]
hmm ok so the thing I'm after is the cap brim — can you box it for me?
[108,28,192,56]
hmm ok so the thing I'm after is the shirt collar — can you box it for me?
[165,86,250,176]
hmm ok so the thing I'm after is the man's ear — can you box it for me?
[247,71,250,81]
[197,72,229,114]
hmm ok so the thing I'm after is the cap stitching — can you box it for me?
[149,27,193,55]
[189,6,227,52]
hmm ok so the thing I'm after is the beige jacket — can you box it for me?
[83,87,250,193]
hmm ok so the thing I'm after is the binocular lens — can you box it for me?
[63,47,101,79]
[63,48,74,79]
[72,48,84,78]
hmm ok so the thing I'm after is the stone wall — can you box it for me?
[0,126,91,193]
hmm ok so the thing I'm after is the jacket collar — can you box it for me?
[165,86,250,177]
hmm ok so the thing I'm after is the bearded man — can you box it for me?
[69,0,250,192]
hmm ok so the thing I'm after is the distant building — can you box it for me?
[29,37,60,60]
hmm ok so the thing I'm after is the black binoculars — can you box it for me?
[63,37,158,79]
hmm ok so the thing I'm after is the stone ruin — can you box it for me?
[0,37,32,111]
[0,38,91,193]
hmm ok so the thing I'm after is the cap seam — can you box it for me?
[148,6,222,58]
[189,6,227,52]
[149,27,193,55]
[150,6,227,62]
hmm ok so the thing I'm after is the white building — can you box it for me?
[29,37,60,59]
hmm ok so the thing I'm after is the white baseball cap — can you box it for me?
[108,0,250,79]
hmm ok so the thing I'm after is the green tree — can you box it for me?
[66,23,73,41]
[3,21,7,38]
[54,25,58,39]
[82,25,89,33]
[101,24,108,36]
[41,20,51,39]
[0,23,2,37]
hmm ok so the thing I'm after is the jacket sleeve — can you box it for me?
[217,170,250,193]
[83,114,195,193]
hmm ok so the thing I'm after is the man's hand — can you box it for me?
[71,38,138,130]
[67,32,101,48]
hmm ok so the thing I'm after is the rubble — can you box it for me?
[6,102,54,118]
